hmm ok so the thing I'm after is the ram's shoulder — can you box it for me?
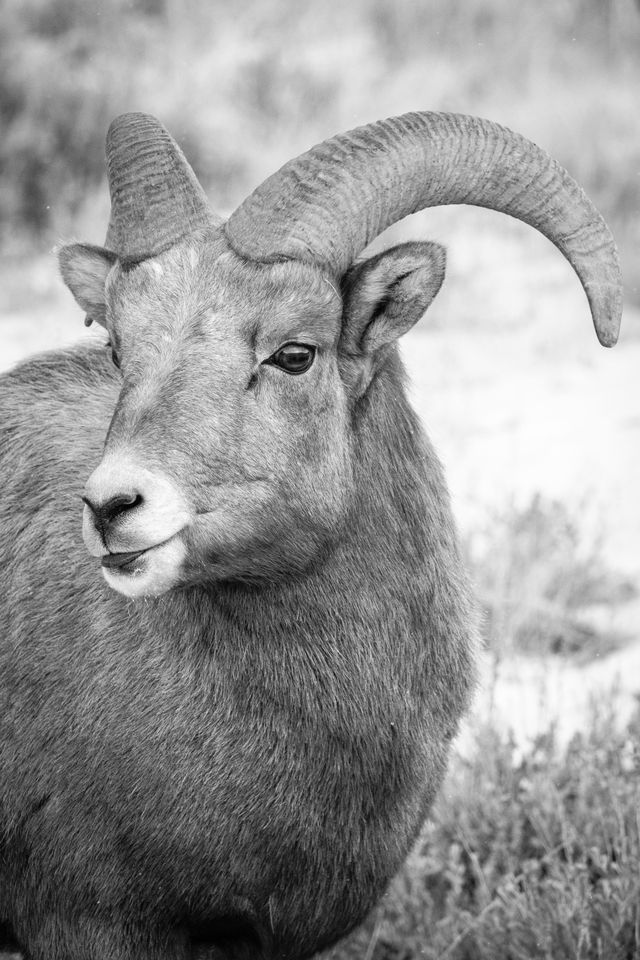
[0,341,116,408]
[0,342,117,487]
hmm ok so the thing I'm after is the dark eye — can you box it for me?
[265,343,316,375]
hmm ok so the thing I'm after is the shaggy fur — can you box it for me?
[0,230,477,960]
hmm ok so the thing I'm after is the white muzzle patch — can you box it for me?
[83,453,193,597]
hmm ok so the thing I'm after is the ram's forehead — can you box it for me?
[204,252,343,344]
[108,242,342,341]
[107,244,202,315]
[210,252,338,308]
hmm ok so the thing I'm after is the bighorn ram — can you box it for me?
[0,111,621,960]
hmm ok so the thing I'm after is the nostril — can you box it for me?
[83,491,143,526]
[108,492,142,514]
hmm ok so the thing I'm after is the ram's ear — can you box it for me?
[58,243,117,327]
[341,241,446,366]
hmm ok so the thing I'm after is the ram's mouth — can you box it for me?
[101,548,148,572]
[99,533,188,598]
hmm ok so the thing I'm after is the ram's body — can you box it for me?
[0,338,472,958]
[0,112,621,960]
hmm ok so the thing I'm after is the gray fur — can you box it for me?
[0,194,477,957]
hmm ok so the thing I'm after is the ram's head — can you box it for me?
[59,113,621,598]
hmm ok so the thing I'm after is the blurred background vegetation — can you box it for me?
[1,0,639,300]
[1,2,639,956]
[467,495,636,662]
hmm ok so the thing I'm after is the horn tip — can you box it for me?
[596,326,620,348]
[106,112,164,149]
[591,289,622,348]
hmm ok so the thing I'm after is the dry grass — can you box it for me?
[324,704,640,960]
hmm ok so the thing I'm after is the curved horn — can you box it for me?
[225,112,621,347]
[105,113,220,263]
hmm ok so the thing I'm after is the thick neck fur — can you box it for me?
[140,346,474,742]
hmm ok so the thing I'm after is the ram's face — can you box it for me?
[59,107,621,596]
[71,237,353,598]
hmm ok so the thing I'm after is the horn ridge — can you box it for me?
[225,111,621,347]
[106,112,219,263]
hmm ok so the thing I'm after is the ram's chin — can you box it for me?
[101,537,187,598]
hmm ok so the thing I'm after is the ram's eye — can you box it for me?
[265,343,316,375]
[107,341,121,369]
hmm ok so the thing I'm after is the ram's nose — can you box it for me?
[82,454,192,557]
[83,490,143,528]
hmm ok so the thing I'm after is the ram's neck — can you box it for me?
[154,351,475,740]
